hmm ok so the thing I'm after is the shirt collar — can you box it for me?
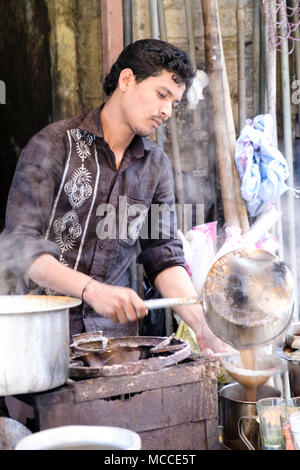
[77,104,153,159]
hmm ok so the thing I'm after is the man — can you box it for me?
[0,39,229,354]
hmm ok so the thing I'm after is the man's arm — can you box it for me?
[154,265,233,354]
[26,254,148,324]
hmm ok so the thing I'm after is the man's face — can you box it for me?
[120,69,186,137]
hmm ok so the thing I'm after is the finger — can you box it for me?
[131,296,148,319]
[123,302,140,322]
[109,311,118,324]
[114,306,128,324]
[202,348,216,357]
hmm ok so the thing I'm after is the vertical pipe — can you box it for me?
[156,0,185,210]
[292,0,300,137]
[237,0,246,133]
[149,0,160,38]
[150,0,175,334]
[149,0,164,151]
[123,0,133,47]
[263,0,284,261]
[253,0,260,117]
[260,3,268,114]
[157,0,167,41]
[184,0,204,171]
[184,0,196,65]
[280,0,299,320]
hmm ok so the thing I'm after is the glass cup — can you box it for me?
[238,397,286,450]
[256,398,286,450]
[288,408,300,450]
[287,397,300,418]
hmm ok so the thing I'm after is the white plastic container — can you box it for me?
[15,425,142,450]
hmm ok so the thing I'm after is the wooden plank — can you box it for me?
[140,421,212,450]
[73,358,218,402]
[15,358,219,407]
[100,0,124,80]
[34,381,218,432]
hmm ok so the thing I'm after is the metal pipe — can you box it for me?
[279,0,299,320]
[263,0,284,261]
[157,0,167,41]
[291,0,300,137]
[155,0,185,210]
[184,0,204,170]
[149,0,164,151]
[237,0,246,133]
[149,0,160,38]
[253,0,260,117]
[260,3,268,114]
[122,0,133,47]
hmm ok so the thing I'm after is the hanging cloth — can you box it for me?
[235,114,290,216]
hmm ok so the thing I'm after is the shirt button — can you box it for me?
[98,241,105,249]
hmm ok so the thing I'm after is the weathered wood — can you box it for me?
[100,0,124,80]
[140,422,211,450]
[217,6,249,233]
[72,357,218,402]
[201,0,240,228]
[14,357,219,450]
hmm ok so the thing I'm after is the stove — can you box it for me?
[14,334,220,450]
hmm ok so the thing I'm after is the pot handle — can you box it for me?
[144,297,201,310]
[238,415,259,451]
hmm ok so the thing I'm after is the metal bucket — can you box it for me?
[219,383,281,450]
[0,295,81,396]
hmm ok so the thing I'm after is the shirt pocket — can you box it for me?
[118,195,151,247]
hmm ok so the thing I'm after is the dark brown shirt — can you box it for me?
[0,106,185,337]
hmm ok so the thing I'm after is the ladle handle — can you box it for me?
[144,297,201,310]
[238,416,259,450]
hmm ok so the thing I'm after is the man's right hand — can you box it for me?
[83,279,148,324]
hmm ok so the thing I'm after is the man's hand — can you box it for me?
[84,280,148,324]
[195,322,236,357]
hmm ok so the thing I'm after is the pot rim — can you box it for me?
[219,382,280,404]
[15,425,141,450]
[0,295,81,314]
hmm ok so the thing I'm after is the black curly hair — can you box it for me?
[103,39,195,97]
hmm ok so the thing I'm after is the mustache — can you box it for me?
[151,115,167,124]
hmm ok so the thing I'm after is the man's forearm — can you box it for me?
[26,254,148,323]
[26,254,91,299]
[154,265,208,337]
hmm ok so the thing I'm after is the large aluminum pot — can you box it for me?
[0,295,81,396]
[219,382,281,450]
[202,248,294,350]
